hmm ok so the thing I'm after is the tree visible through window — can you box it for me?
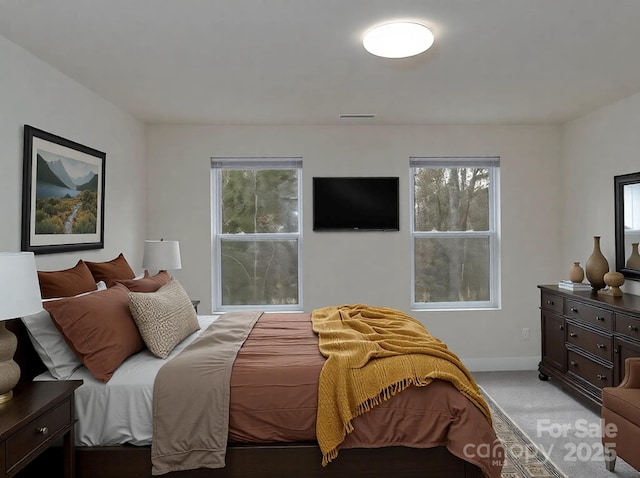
[211,159,302,310]
[411,158,500,309]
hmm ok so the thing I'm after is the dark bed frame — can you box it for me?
[8,318,484,478]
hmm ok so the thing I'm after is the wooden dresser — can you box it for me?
[538,284,640,408]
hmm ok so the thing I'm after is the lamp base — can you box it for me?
[0,390,12,404]
[0,322,20,403]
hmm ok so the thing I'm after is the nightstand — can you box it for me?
[0,380,82,478]
[191,300,200,313]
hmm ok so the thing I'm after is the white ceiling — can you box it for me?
[2,0,640,125]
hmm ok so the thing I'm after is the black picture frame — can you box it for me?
[615,171,640,281]
[21,125,106,254]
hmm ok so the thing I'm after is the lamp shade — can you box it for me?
[0,252,42,321]
[142,240,182,271]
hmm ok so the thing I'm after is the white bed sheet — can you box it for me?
[36,315,220,446]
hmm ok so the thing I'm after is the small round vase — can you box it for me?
[585,236,609,291]
[627,243,640,269]
[569,262,585,283]
[604,271,625,297]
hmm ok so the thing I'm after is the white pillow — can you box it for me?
[22,308,82,379]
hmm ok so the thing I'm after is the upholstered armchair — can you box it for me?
[601,357,640,472]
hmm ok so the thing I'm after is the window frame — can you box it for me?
[211,157,303,312]
[409,157,500,310]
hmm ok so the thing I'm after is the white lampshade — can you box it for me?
[0,252,42,321]
[0,251,42,403]
[142,240,182,271]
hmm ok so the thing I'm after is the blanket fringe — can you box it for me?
[321,447,339,467]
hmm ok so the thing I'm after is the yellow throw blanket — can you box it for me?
[312,304,491,466]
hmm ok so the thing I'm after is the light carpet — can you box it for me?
[476,370,637,478]
[484,387,566,478]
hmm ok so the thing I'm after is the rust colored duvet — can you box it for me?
[227,313,502,478]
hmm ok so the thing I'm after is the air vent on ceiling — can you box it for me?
[339,113,376,119]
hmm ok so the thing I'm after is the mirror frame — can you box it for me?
[615,171,640,281]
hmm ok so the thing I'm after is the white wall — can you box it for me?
[147,124,562,370]
[561,91,640,295]
[0,34,147,271]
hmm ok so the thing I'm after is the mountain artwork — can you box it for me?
[34,150,100,235]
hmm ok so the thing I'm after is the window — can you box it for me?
[211,158,302,311]
[410,157,500,309]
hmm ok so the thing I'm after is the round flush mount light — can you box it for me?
[363,21,434,59]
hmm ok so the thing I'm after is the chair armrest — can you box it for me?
[618,357,640,389]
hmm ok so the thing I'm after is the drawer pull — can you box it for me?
[597,374,607,381]
[547,300,554,306]
[559,325,564,330]
[570,307,578,313]
[37,426,49,436]
[597,343,606,349]
[570,360,578,367]
[596,316,605,321]
[569,332,577,338]
[628,325,638,332]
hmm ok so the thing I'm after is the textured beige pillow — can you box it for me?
[128,278,200,359]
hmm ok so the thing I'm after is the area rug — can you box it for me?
[483,389,567,478]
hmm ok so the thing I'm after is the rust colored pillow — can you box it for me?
[85,253,135,285]
[116,270,170,293]
[38,260,98,299]
[43,283,145,382]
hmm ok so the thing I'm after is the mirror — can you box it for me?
[615,172,640,281]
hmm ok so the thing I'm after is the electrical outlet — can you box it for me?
[522,328,530,340]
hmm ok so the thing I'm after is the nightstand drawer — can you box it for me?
[564,299,613,330]
[566,322,612,362]
[567,350,613,388]
[5,400,71,471]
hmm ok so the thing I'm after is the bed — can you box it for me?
[9,256,503,478]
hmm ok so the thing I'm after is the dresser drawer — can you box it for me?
[6,400,71,471]
[541,291,563,314]
[566,322,612,362]
[567,350,613,388]
[615,313,640,341]
[564,299,613,330]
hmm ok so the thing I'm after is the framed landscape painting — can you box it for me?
[21,125,106,254]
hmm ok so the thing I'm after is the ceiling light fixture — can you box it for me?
[363,21,434,59]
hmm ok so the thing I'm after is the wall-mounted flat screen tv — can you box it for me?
[313,177,399,231]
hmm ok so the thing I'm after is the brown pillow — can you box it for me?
[128,278,199,359]
[38,260,97,299]
[116,270,170,293]
[85,253,135,285]
[43,283,145,382]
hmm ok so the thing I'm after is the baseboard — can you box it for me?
[462,356,539,372]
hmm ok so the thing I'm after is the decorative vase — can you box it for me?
[585,236,609,291]
[627,243,640,269]
[603,271,625,297]
[569,262,585,283]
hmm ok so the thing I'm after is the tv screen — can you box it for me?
[313,177,399,231]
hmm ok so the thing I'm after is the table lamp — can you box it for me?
[0,252,42,403]
[142,239,182,273]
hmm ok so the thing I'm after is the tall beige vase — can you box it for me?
[627,243,640,269]
[585,236,609,290]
